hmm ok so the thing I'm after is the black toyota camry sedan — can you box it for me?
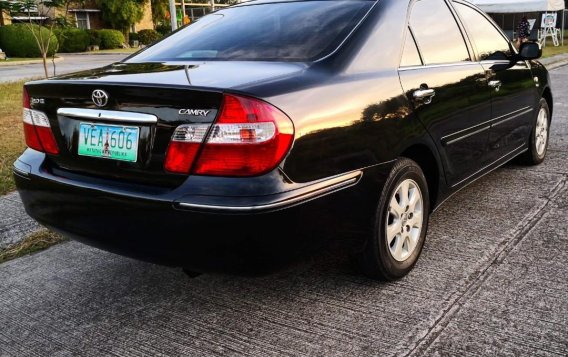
[14,0,552,280]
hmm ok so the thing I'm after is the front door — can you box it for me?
[453,2,538,160]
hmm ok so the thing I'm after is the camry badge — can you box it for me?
[92,89,109,107]
[179,109,211,117]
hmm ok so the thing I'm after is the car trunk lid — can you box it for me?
[25,81,223,188]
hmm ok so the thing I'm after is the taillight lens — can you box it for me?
[164,94,294,176]
[164,124,209,174]
[22,87,59,155]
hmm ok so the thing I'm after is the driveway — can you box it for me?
[0,54,128,83]
[0,66,567,356]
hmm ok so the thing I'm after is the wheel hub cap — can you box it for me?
[535,107,548,157]
[386,179,424,262]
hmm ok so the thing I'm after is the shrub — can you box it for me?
[98,29,125,49]
[155,24,171,36]
[58,28,90,53]
[0,24,58,58]
[129,32,139,42]
[86,29,102,47]
[138,29,162,45]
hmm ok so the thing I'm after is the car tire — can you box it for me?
[358,158,430,281]
[518,98,550,165]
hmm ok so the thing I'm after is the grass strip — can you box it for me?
[0,229,65,264]
[0,80,27,195]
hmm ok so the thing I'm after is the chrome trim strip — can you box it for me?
[444,125,490,146]
[177,171,363,212]
[441,106,532,146]
[399,61,477,71]
[480,60,511,65]
[491,108,533,127]
[57,108,158,124]
[490,106,532,125]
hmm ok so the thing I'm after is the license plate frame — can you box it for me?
[78,122,140,163]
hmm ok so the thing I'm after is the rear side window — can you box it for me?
[409,0,470,65]
[128,1,373,63]
[400,28,422,67]
[453,3,512,61]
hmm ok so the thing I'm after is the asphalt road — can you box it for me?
[0,66,567,356]
[0,54,127,83]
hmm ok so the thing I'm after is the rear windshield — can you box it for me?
[127,0,373,63]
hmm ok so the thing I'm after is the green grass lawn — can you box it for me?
[0,81,26,195]
[542,43,568,58]
[0,229,65,264]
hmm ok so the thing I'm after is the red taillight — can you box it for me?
[23,87,31,109]
[22,87,59,155]
[164,94,294,176]
[164,124,209,174]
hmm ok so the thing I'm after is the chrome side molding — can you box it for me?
[176,170,363,213]
[57,108,158,124]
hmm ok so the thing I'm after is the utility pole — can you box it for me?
[169,0,177,31]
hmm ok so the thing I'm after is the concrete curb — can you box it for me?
[544,58,568,70]
[65,51,138,56]
[0,56,64,67]
[540,53,568,70]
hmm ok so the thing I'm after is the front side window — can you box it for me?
[409,0,470,65]
[128,1,373,62]
[453,3,512,61]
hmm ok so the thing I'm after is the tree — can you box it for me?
[150,0,168,27]
[1,1,59,77]
[0,0,85,78]
[96,0,146,41]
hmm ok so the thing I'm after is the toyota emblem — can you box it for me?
[92,89,109,107]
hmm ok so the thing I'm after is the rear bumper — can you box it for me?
[14,149,392,273]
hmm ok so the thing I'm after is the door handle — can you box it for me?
[488,80,502,91]
[413,89,436,104]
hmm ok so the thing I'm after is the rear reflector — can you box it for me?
[22,88,59,155]
[164,94,294,176]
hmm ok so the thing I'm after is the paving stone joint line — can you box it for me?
[403,176,568,357]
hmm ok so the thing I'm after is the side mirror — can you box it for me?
[518,42,542,60]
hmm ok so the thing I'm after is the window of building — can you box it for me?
[76,12,90,30]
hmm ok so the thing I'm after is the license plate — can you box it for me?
[78,123,139,162]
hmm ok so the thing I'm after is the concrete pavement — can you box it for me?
[0,192,39,250]
[0,66,567,356]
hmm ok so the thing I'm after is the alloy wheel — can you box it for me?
[535,107,549,157]
[386,179,424,262]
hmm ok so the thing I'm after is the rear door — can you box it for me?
[398,0,492,186]
[453,1,537,160]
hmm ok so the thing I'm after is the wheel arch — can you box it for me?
[400,143,442,210]
[542,86,553,119]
